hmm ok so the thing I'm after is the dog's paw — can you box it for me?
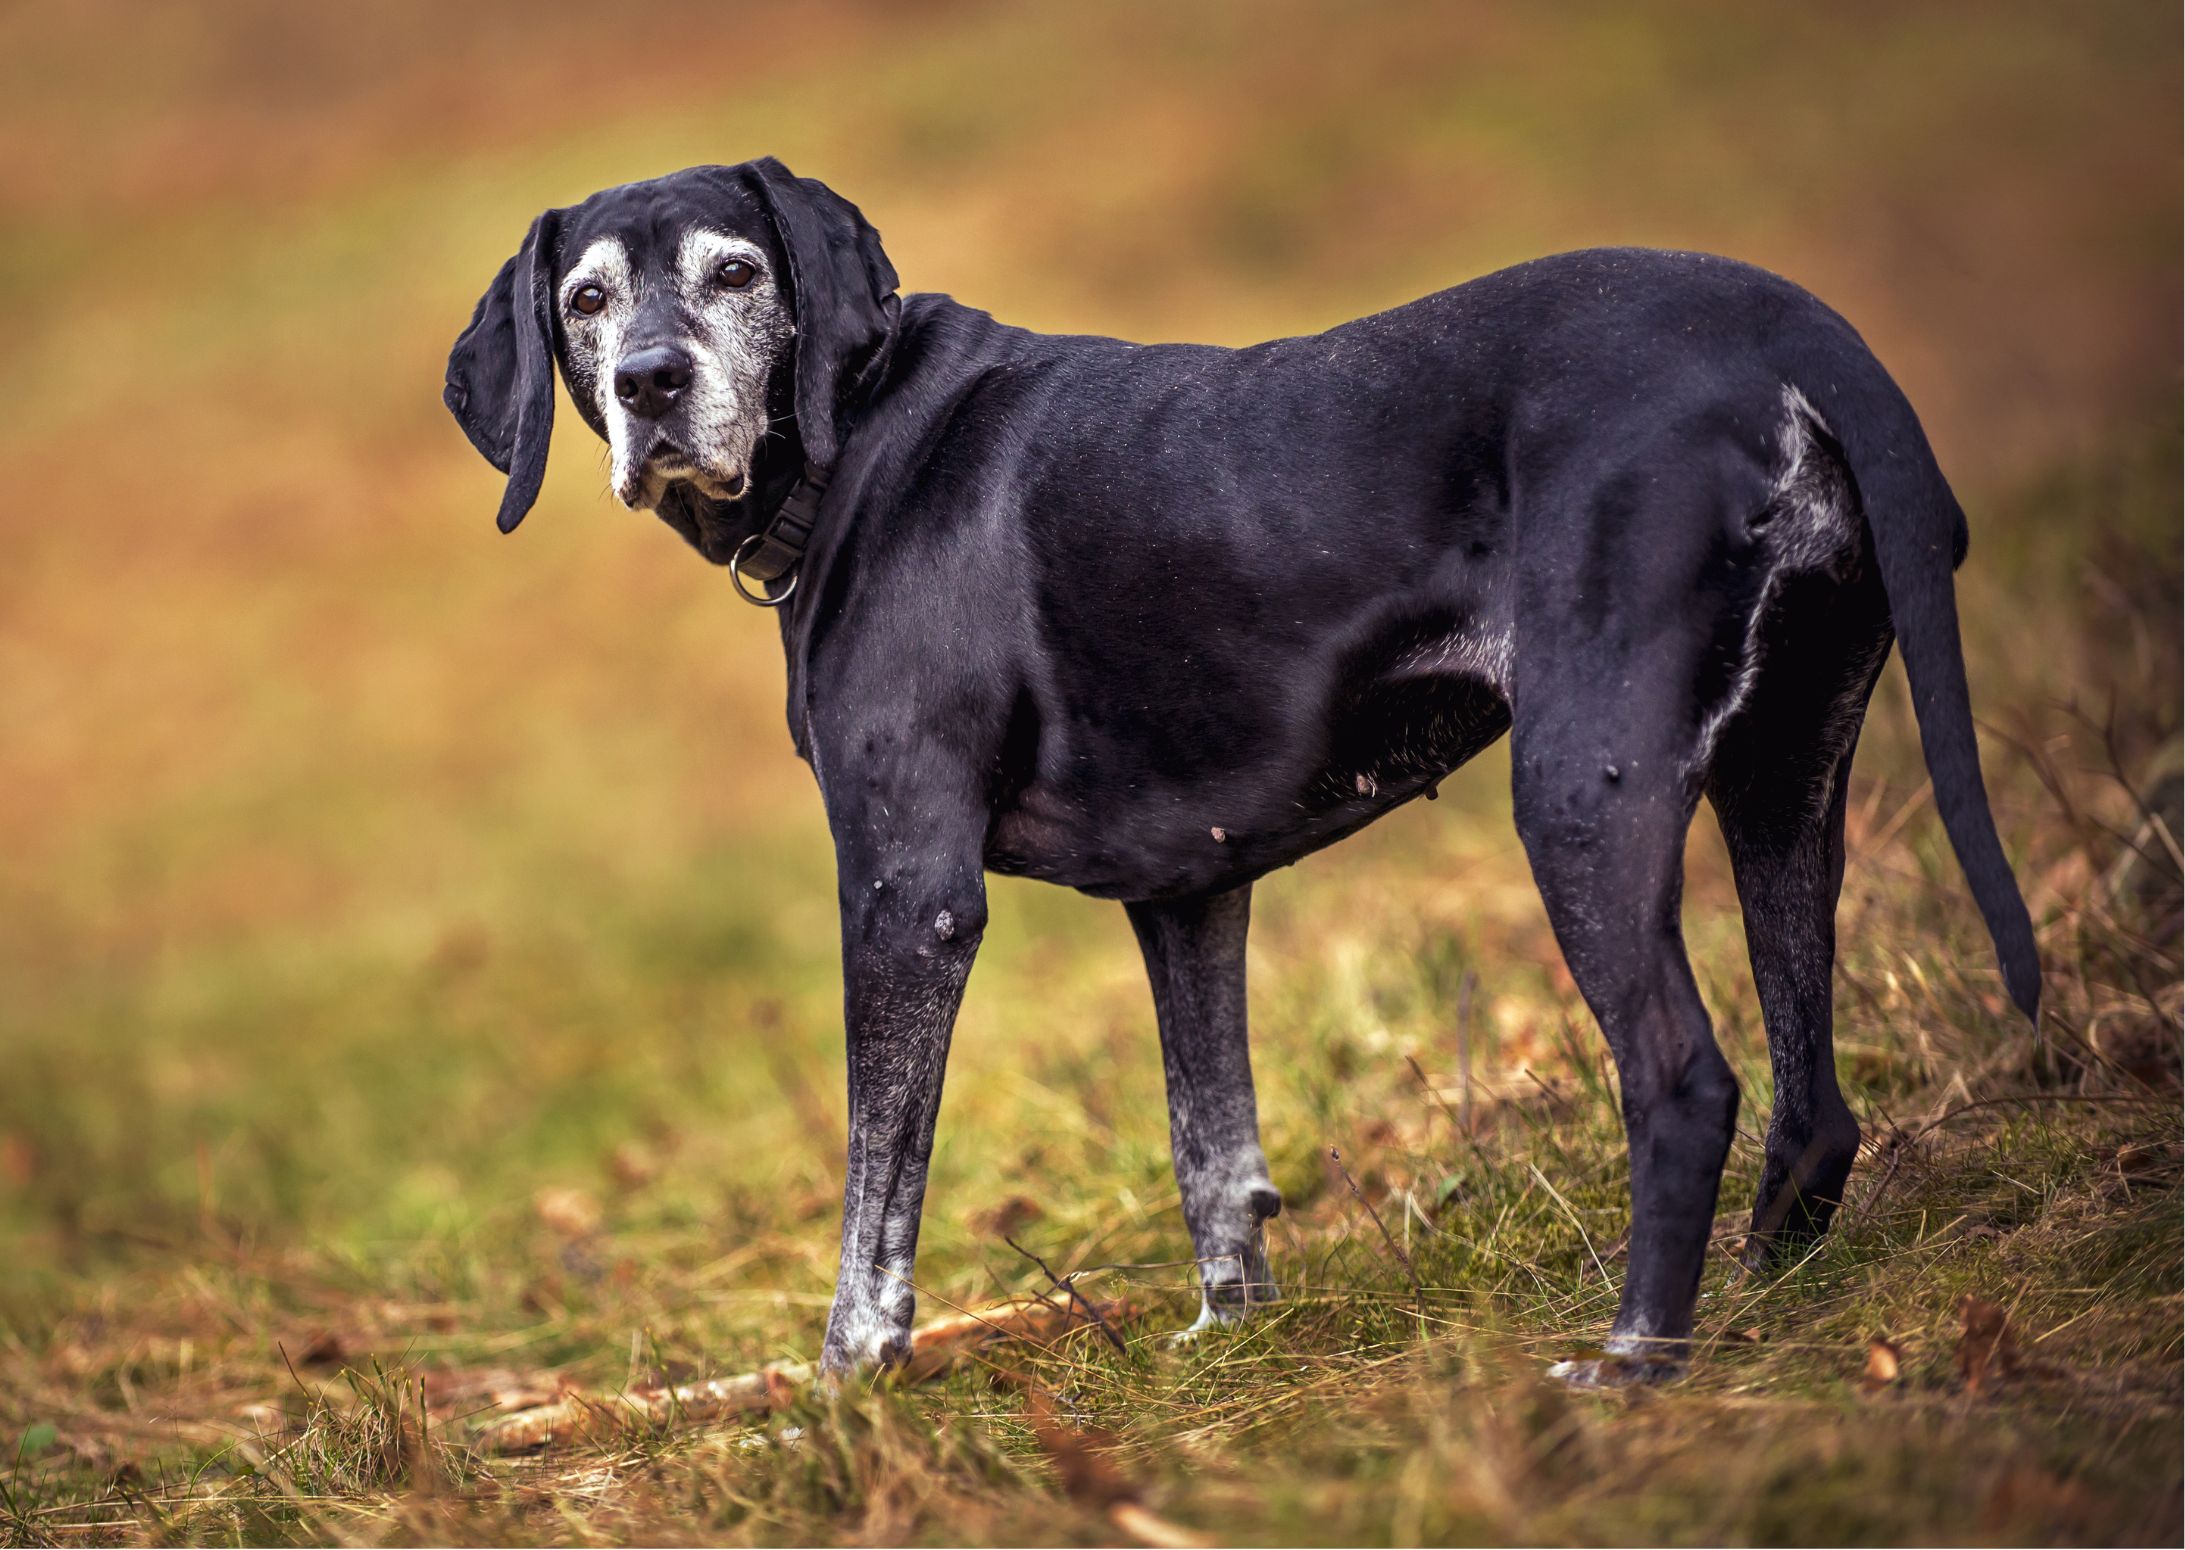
[1167,1303,1228,1348]
[1168,1303,1263,1348]
[819,1307,913,1379]
[1546,1352,1687,1389]
[1169,1273,1282,1346]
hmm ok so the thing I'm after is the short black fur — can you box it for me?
[446,159,2040,1382]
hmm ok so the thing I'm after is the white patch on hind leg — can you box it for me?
[1690,383,1863,777]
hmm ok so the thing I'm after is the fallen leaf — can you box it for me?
[1862,1336,1902,1388]
[1029,1393,1210,1548]
[971,1194,1044,1239]
[2110,1139,2182,1187]
[1028,1391,1135,1507]
[605,1143,658,1190]
[0,1133,35,1189]
[1955,1294,2017,1394]
[761,1367,800,1410]
[237,1399,294,1435]
[533,1186,602,1238]
[419,1366,561,1420]
[293,1329,351,1368]
[1980,1461,2095,1533]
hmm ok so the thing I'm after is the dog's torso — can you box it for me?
[794,247,1858,900]
[449,166,2040,1375]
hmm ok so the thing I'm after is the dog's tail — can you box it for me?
[1795,352,2041,1024]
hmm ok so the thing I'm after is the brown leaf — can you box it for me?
[1029,1391,1137,1508]
[1862,1336,1902,1388]
[0,1132,35,1189]
[761,1367,800,1410]
[1026,1388,1212,1546]
[970,1194,1044,1239]
[605,1142,658,1190]
[1980,1462,2095,1533]
[2110,1139,2183,1188]
[419,1365,561,1420]
[237,1398,296,1435]
[293,1329,351,1368]
[1955,1294,2017,1394]
[533,1186,602,1238]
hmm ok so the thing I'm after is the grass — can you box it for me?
[0,1,2178,1543]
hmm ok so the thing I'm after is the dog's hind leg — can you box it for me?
[1707,584,1892,1269]
[1513,737,1736,1385]
[1127,885,1282,1331]
[1508,452,1782,1384]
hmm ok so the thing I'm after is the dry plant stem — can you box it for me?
[1457,970,1476,1135]
[1004,1234,1129,1352]
[469,1295,1130,1453]
[1109,1499,1216,1549]
[1328,1146,1424,1302]
[1405,1054,1491,1168]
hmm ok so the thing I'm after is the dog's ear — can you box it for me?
[745,158,898,471]
[444,209,563,533]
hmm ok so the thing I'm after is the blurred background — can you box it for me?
[0,1,2177,1539]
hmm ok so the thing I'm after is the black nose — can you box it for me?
[613,345,693,420]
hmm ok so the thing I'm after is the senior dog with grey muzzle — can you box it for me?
[445,157,2039,1383]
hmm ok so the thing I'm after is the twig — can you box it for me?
[1855,1091,2168,1220]
[1404,1055,1491,1169]
[1005,1235,1129,1353]
[1526,1160,1612,1291]
[1327,1147,1423,1301]
[1456,969,1476,1136]
[467,1294,1128,1452]
[1905,1090,2167,1144]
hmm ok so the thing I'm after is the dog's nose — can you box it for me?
[613,345,693,420]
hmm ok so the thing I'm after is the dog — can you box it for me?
[445,158,2039,1383]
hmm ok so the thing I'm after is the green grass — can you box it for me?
[0,1,2178,1543]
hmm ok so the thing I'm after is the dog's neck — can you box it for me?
[725,459,830,601]
[670,304,903,600]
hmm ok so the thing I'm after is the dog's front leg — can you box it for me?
[818,830,985,1377]
[1126,885,1281,1331]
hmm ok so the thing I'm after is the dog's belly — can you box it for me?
[984,621,1513,900]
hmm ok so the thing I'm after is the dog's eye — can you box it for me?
[569,284,606,317]
[714,258,758,289]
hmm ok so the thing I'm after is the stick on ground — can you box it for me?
[467,1293,1132,1453]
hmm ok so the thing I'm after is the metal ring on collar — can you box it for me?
[730,534,798,607]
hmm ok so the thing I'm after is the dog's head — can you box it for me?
[444,159,897,559]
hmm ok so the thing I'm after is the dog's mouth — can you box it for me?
[617,437,748,509]
[648,442,746,501]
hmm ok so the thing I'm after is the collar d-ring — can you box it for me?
[726,463,828,608]
[730,533,798,606]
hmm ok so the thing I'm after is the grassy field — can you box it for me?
[0,2,2179,1543]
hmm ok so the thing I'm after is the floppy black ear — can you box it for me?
[443,209,562,533]
[745,158,898,471]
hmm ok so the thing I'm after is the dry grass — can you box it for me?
[0,2,2178,1544]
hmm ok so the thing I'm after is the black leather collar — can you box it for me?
[728,463,828,607]
[726,293,900,608]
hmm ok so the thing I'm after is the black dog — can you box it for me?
[446,159,2039,1382]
